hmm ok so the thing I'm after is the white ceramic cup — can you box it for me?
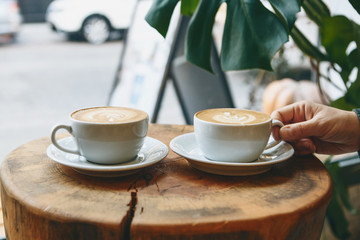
[194,108,284,163]
[51,107,149,164]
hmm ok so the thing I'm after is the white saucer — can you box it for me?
[170,133,294,176]
[47,136,168,177]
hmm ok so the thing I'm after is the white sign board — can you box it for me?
[109,0,180,120]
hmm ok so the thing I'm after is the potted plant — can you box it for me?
[145,0,360,107]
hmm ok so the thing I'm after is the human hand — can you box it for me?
[271,101,360,155]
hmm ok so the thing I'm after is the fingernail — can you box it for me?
[280,126,291,138]
[302,141,311,149]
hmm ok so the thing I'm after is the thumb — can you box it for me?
[280,121,317,141]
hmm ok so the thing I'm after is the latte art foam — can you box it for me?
[72,107,147,123]
[213,112,257,124]
[196,109,270,125]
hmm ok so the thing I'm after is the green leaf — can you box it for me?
[331,97,357,111]
[268,0,301,32]
[181,0,200,16]
[145,0,180,37]
[348,48,360,70]
[321,16,355,85]
[348,0,360,15]
[326,190,351,239]
[326,192,351,239]
[221,0,289,71]
[332,166,357,215]
[351,21,360,63]
[344,71,360,107]
[186,0,223,73]
[321,16,353,65]
[324,160,351,239]
[290,26,328,61]
[302,0,330,26]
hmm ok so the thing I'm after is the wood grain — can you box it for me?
[0,124,332,240]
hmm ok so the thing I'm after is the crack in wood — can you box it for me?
[127,172,154,192]
[123,190,137,240]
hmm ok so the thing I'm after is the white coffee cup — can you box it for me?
[51,106,149,164]
[194,108,284,163]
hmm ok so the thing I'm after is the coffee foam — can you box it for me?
[196,109,270,125]
[72,107,147,123]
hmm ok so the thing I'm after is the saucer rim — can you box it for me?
[169,132,294,167]
[46,136,168,172]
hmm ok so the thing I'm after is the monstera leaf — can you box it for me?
[146,0,301,72]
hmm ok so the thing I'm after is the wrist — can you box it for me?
[352,109,360,152]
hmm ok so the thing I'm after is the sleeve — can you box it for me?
[353,108,360,157]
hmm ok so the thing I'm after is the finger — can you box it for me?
[291,138,316,155]
[280,120,319,141]
[271,101,309,124]
[271,104,297,124]
[272,126,281,141]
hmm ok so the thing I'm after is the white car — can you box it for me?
[0,0,22,42]
[45,0,136,44]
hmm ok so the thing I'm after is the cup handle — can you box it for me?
[265,119,284,150]
[51,125,80,155]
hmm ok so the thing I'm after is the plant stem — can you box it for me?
[311,59,332,104]
[248,70,265,109]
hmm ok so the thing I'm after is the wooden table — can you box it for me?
[0,124,332,240]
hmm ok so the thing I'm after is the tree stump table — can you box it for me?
[0,124,332,240]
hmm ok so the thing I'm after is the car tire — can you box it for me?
[67,32,83,42]
[81,16,110,44]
